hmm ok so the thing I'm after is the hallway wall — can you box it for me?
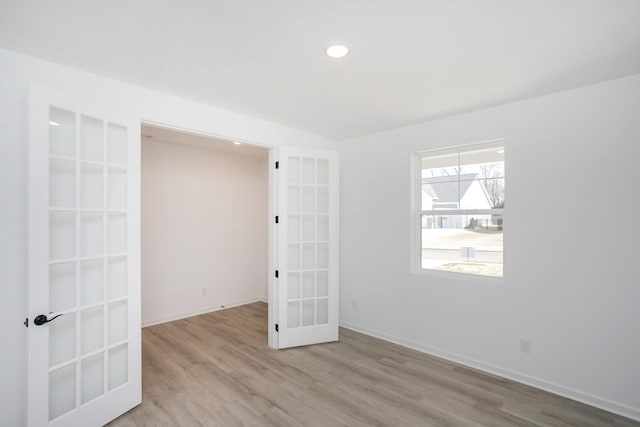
[142,139,268,326]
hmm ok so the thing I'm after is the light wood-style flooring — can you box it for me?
[109,302,638,426]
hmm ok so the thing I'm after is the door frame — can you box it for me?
[138,120,279,346]
[135,123,339,350]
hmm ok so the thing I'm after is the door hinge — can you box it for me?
[24,318,28,328]
[275,216,279,224]
[275,323,279,332]
[275,270,279,278]
[275,161,279,169]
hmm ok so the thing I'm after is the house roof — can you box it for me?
[422,174,477,203]
[422,183,438,200]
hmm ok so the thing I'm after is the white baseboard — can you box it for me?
[142,297,262,328]
[340,321,640,422]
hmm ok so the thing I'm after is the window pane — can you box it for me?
[419,143,504,278]
[459,147,504,208]
[81,306,104,355]
[108,123,127,167]
[421,213,503,277]
[422,146,505,211]
[458,176,495,210]
[479,176,504,209]
[50,262,75,312]
[80,259,103,305]
[108,169,127,209]
[459,146,504,170]
[108,344,128,390]
[80,213,103,257]
[421,152,459,178]
[422,177,460,209]
[81,115,103,162]
[49,364,76,420]
[81,353,104,404]
[49,158,75,208]
[49,108,75,158]
[50,212,75,260]
[108,301,128,344]
[108,257,127,299]
[80,164,103,209]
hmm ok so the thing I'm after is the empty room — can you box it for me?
[140,125,269,328]
[1,1,639,426]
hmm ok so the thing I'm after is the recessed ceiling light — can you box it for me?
[233,141,242,146]
[49,121,60,126]
[326,44,349,59]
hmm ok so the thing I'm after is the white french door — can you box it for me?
[27,84,141,427]
[270,148,339,349]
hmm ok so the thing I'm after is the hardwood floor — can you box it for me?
[109,303,638,426]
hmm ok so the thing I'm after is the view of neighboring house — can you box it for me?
[421,173,492,229]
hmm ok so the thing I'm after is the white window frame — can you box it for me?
[411,139,505,282]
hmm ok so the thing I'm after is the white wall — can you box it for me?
[337,73,640,420]
[3,45,639,424]
[141,139,268,327]
[0,48,332,427]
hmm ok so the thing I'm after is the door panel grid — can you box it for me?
[47,106,130,421]
[29,85,140,427]
[285,156,331,329]
[274,148,337,349]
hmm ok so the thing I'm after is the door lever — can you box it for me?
[34,313,63,326]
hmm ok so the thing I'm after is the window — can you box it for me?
[414,141,504,278]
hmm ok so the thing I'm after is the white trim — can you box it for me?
[141,297,262,328]
[267,148,278,349]
[415,138,505,157]
[412,139,506,279]
[409,154,422,274]
[411,267,505,284]
[421,208,504,216]
[140,120,271,150]
[340,321,640,422]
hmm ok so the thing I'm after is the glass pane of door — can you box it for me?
[45,107,131,420]
[284,155,332,330]
[276,148,338,349]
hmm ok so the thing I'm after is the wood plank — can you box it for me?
[108,303,638,427]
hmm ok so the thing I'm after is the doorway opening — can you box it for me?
[140,124,270,328]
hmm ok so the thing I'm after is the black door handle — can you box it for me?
[34,314,63,326]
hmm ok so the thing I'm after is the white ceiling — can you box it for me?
[2,0,640,140]
[141,125,269,158]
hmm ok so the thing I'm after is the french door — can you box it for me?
[271,148,339,349]
[27,84,141,427]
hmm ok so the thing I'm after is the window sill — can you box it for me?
[411,267,504,285]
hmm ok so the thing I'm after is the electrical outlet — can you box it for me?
[520,338,532,354]
[352,301,358,310]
